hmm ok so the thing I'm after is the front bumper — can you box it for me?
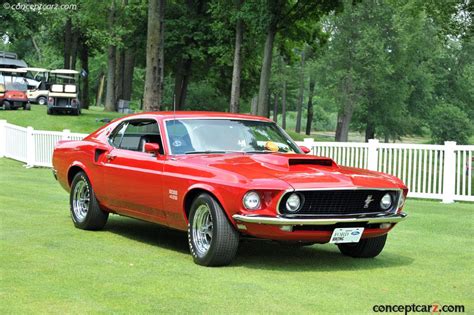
[232,212,407,242]
[233,212,407,226]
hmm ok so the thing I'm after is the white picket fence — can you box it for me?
[0,120,472,203]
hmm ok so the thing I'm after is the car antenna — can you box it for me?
[173,93,176,122]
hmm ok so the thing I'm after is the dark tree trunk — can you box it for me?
[256,24,276,117]
[143,0,165,111]
[295,50,305,133]
[69,29,79,69]
[273,93,278,122]
[335,76,355,142]
[305,74,315,136]
[281,79,287,129]
[173,58,192,110]
[229,4,244,113]
[229,0,243,113]
[105,0,117,111]
[365,122,375,142]
[79,42,89,109]
[122,50,134,101]
[64,18,72,69]
[115,49,125,104]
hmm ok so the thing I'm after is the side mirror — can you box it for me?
[300,146,311,154]
[144,142,160,155]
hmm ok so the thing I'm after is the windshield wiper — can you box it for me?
[243,150,275,154]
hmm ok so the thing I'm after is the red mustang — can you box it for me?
[53,112,408,266]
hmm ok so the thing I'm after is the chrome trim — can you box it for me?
[276,188,403,215]
[233,212,407,226]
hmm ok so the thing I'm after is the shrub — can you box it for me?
[429,103,473,144]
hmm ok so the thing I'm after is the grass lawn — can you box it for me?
[1,158,472,314]
[0,105,125,134]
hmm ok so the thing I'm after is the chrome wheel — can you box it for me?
[72,177,90,222]
[192,204,213,256]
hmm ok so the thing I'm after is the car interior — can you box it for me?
[110,120,164,155]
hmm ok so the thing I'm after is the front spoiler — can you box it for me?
[232,212,407,226]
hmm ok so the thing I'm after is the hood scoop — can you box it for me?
[249,154,337,169]
[288,158,334,167]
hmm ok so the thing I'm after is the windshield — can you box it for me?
[1,75,28,91]
[165,119,301,155]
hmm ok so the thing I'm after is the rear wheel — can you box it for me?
[70,171,108,230]
[37,96,47,105]
[4,101,11,110]
[47,108,53,115]
[337,234,387,258]
[23,103,31,110]
[188,193,239,266]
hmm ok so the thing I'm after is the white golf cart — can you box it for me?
[20,67,50,105]
[47,69,80,115]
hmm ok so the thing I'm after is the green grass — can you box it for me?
[0,105,125,134]
[1,158,472,314]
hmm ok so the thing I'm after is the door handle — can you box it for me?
[105,154,116,162]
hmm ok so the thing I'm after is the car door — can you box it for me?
[100,119,167,223]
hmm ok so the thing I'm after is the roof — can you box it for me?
[50,69,79,74]
[0,58,28,68]
[0,68,28,73]
[19,67,49,72]
[121,111,273,122]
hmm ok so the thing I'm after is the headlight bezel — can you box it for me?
[242,191,261,210]
[285,193,304,213]
[380,193,393,210]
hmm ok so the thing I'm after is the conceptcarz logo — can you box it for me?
[364,195,374,208]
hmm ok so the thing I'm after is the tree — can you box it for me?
[105,0,117,112]
[229,0,244,113]
[143,0,165,111]
[429,103,472,144]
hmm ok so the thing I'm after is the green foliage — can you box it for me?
[429,103,473,145]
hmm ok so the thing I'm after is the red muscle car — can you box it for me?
[52,112,408,266]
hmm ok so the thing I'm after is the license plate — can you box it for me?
[329,227,364,244]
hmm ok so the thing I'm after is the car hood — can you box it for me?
[177,153,404,190]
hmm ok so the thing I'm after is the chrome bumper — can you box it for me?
[232,212,407,226]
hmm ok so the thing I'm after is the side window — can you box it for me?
[111,119,163,153]
[109,122,128,148]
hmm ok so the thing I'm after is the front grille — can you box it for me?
[279,189,399,216]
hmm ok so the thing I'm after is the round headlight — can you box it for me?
[243,191,261,210]
[380,193,392,210]
[286,193,302,212]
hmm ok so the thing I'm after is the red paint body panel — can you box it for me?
[52,112,408,242]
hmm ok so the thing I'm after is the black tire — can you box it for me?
[37,96,47,105]
[47,108,53,115]
[70,171,108,230]
[337,234,387,258]
[4,101,11,110]
[23,103,31,110]
[188,193,239,266]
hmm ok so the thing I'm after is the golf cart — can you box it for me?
[47,69,80,115]
[0,68,31,110]
[20,67,50,105]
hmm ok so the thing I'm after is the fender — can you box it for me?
[67,161,94,190]
[183,183,230,221]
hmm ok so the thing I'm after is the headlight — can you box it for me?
[286,193,302,212]
[243,191,260,210]
[380,193,392,210]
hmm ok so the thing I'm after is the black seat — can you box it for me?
[138,134,164,154]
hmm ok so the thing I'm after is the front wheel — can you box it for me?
[37,96,47,105]
[4,101,11,110]
[188,193,239,266]
[23,103,31,110]
[337,234,387,258]
[70,171,108,230]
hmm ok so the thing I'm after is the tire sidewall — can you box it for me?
[188,194,219,265]
[70,172,92,229]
